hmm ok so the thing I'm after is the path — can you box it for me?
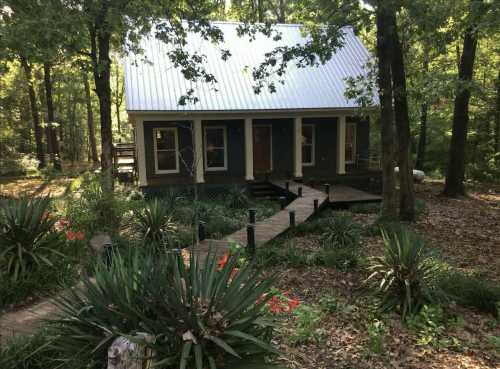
[0,182,326,344]
[193,181,328,255]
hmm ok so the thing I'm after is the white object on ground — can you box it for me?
[394,167,425,183]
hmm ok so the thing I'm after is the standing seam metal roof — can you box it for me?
[124,21,375,112]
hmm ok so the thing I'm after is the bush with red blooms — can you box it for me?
[55,218,85,242]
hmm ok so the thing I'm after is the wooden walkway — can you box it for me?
[326,185,381,204]
[192,181,328,255]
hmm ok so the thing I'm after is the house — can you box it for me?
[123,22,380,191]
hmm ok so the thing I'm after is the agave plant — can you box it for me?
[133,199,177,247]
[226,186,250,209]
[0,196,64,281]
[367,229,439,319]
[320,215,361,249]
[51,248,277,369]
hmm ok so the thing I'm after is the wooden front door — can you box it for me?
[253,125,272,174]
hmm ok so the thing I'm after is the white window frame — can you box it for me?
[345,122,357,164]
[204,126,228,172]
[153,127,180,174]
[302,124,315,167]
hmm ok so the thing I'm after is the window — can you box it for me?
[302,124,315,166]
[154,128,179,173]
[345,122,357,164]
[204,126,227,171]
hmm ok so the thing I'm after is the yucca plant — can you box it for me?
[320,215,361,249]
[51,247,278,369]
[0,196,64,281]
[226,186,249,209]
[367,229,439,319]
[133,199,177,247]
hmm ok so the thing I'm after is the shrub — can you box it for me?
[320,247,359,270]
[50,248,278,369]
[366,320,386,354]
[288,305,325,345]
[367,230,439,319]
[438,272,500,317]
[133,199,177,248]
[65,174,124,236]
[0,197,65,281]
[226,186,250,209]
[320,215,361,249]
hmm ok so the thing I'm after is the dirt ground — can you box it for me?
[267,181,500,369]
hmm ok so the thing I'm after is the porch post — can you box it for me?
[337,115,346,174]
[193,119,205,183]
[135,118,148,187]
[244,118,254,181]
[293,117,303,178]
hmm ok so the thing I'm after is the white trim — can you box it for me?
[204,125,228,172]
[301,124,315,167]
[293,117,303,178]
[336,116,346,174]
[252,124,273,173]
[345,121,357,164]
[193,119,205,183]
[244,118,254,180]
[153,127,180,174]
[135,119,148,186]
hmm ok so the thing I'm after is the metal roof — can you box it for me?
[124,22,375,112]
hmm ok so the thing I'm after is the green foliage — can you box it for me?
[256,239,319,267]
[133,199,178,248]
[368,230,439,319]
[320,247,359,270]
[50,248,278,369]
[438,272,500,317]
[0,196,65,281]
[226,186,250,209]
[288,305,325,345]
[366,320,386,354]
[320,215,361,249]
[318,295,338,313]
[65,174,125,236]
[0,151,39,177]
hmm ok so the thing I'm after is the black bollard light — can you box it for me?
[198,221,206,241]
[314,199,319,212]
[324,184,330,200]
[285,181,290,192]
[247,224,256,256]
[298,187,303,197]
[103,242,114,268]
[248,208,256,224]
[289,210,296,227]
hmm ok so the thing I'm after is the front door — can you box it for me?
[253,125,272,174]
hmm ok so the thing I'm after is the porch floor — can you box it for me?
[325,185,381,204]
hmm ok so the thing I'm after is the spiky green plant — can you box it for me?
[226,186,249,209]
[320,215,361,249]
[133,199,177,247]
[0,197,64,281]
[50,248,278,369]
[367,230,439,319]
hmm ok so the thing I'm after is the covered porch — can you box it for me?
[131,110,377,188]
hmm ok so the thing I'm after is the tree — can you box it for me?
[387,4,415,221]
[375,0,397,219]
[444,0,484,196]
[43,61,61,170]
[83,70,99,163]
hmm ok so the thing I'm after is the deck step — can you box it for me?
[249,181,281,199]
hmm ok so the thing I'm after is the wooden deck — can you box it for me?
[326,185,381,204]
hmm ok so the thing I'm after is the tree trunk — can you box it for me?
[495,70,500,158]
[20,56,45,168]
[43,62,61,171]
[416,47,430,171]
[388,9,415,221]
[115,62,122,138]
[89,6,114,190]
[376,1,397,219]
[444,0,481,197]
[257,0,264,22]
[278,0,286,23]
[83,71,99,163]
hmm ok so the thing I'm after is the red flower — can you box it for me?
[66,230,85,241]
[287,298,300,312]
[66,230,76,241]
[217,253,230,270]
[74,231,85,241]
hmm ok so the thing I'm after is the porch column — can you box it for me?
[135,118,148,187]
[293,117,303,178]
[193,119,205,183]
[244,118,254,181]
[336,115,346,174]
